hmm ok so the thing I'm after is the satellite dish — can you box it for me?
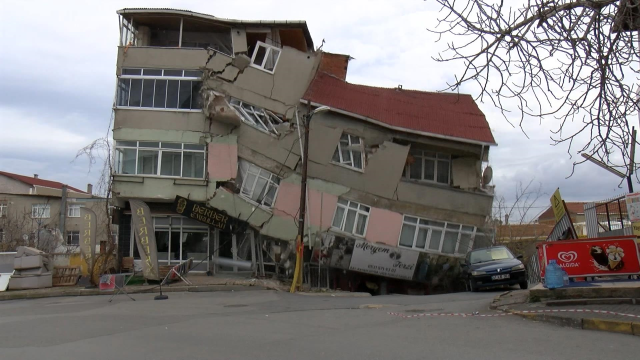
[482,166,493,186]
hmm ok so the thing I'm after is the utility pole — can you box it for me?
[289,104,330,293]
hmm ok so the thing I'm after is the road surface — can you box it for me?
[0,288,637,359]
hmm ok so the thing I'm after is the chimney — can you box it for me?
[87,183,93,194]
[318,52,351,80]
[34,174,38,179]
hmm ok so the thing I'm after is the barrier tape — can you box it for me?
[388,309,640,319]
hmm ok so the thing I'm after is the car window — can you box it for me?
[469,247,514,264]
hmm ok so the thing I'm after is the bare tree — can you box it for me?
[75,136,117,285]
[431,0,640,174]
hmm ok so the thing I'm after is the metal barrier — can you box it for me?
[526,254,542,285]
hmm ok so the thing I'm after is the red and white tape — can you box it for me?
[388,309,640,319]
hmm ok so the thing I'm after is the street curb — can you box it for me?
[546,298,639,306]
[507,309,640,336]
[296,291,371,297]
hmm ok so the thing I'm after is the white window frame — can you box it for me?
[332,133,365,171]
[331,199,370,237]
[249,41,282,73]
[229,98,284,136]
[237,160,281,208]
[31,204,51,219]
[0,203,6,217]
[116,68,203,111]
[114,141,206,179]
[404,149,451,185]
[398,215,476,256]
[68,204,81,218]
[67,231,80,246]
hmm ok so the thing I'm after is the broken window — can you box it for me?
[229,98,285,135]
[114,141,206,179]
[117,68,202,111]
[404,149,450,185]
[66,231,80,246]
[331,199,370,237]
[398,215,475,256]
[332,133,364,170]
[250,41,282,73]
[236,159,281,208]
[31,204,50,219]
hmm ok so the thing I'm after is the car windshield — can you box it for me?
[469,247,514,264]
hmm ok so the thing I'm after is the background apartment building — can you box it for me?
[112,8,496,293]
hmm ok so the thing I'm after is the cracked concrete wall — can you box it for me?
[114,109,231,135]
[112,176,212,203]
[207,188,272,228]
[231,28,248,53]
[235,125,300,170]
[366,207,404,247]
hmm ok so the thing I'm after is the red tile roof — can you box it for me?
[302,72,496,145]
[536,202,587,222]
[0,171,86,194]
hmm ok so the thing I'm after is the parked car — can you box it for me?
[461,246,527,292]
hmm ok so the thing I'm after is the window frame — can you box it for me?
[68,204,81,218]
[229,98,284,136]
[116,68,203,112]
[249,41,282,73]
[66,230,80,246]
[114,141,206,179]
[332,133,365,171]
[404,149,451,185]
[397,215,476,256]
[331,199,370,237]
[31,204,51,219]
[237,160,281,208]
[0,203,6,217]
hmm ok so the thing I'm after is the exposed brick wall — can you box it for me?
[318,52,350,80]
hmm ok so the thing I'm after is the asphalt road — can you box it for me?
[0,288,638,360]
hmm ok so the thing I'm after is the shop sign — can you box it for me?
[79,207,97,269]
[538,236,640,278]
[172,196,232,231]
[130,200,160,280]
[349,239,419,280]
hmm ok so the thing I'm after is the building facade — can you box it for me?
[0,171,110,255]
[112,8,496,293]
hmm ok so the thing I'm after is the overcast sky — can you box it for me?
[0,0,634,221]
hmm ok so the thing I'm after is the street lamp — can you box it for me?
[290,105,331,293]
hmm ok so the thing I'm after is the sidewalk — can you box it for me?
[0,274,287,301]
[492,289,640,336]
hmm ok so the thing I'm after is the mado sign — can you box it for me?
[539,236,640,278]
[349,239,419,280]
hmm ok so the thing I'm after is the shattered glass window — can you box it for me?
[229,98,284,135]
[237,159,281,208]
[332,133,364,170]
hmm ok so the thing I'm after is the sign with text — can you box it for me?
[79,207,97,270]
[349,239,419,280]
[550,188,566,223]
[172,195,232,231]
[130,200,159,280]
[538,236,640,278]
[626,193,640,222]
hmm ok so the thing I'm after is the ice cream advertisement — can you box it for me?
[539,236,640,277]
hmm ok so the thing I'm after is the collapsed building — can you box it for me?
[112,8,496,293]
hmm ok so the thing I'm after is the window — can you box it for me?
[331,199,370,236]
[0,203,6,217]
[31,204,51,219]
[229,98,284,135]
[404,149,451,184]
[250,41,281,73]
[398,215,475,255]
[0,229,4,242]
[114,141,206,178]
[332,133,364,170]
[66,231,80,246]
[237,160,281,207]
[117,68,202,111]
[68,204,81,218]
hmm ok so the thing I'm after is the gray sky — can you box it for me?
[0,0,633,221]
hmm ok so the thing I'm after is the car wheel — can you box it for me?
[468,279,479,292]
[519,280,528,290]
